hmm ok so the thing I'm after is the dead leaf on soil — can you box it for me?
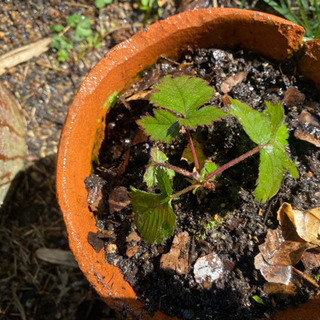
[87,231,104,253]
[181,139,206,169]
[193,252,224,289]
[126,89,152,102]
[160,231,190,275]
[126,231,141,258]
[301,250,320,271]
[263,282,297,299]
[278,202,320,245]
[294,129,320,147]
[220,71,248,94]
[108,186,130,215]
[281,87,305,108]
[132,128,149,146]
[298,110,320,127]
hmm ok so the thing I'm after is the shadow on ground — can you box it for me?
[0,155,121,320]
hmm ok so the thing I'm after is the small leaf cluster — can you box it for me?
[95,0,113,9]
[262,0,320,40]
[129,75,298,244]
[50,14,103,62]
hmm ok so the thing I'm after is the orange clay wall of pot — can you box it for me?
[56,8,319,320]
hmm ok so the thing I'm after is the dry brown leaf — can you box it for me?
[258,228,309,266]
[263,282,297,299]
[108,186,130,214]
[298,110,320,127]
[294,129,320,147]
[181,139,206,168]
[278,203,320,245]
[281,87,305,108]
[302,250,320,270]
[220,71,248,94]
[254,252,293,285]
[160,232,190,275]
[126,89,152,102]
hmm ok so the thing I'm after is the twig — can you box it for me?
[0,38,51,76]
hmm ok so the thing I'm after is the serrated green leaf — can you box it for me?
[179,105,227,129]
[200,161,217,180]
[254,145,298,202]
[229,98,271,145]
[264,101,285,138]
[150,75,214,116]
[156,168,172,197]
[129,187,176,244]
[137,109,179,142]
[143,148,174,188]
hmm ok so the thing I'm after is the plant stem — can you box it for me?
[153,161,194,179]
[186,129,200,172]
[205,144,264,181]
[170,183,199,199]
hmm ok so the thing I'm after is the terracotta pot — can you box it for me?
[0,82,25,207]
[56,8,320,320]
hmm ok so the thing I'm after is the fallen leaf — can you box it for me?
[108,186,130,214]
[281,87,305,108]
[301,250,320,270]
[181,139,206,169]
[126,89,152,102]
[35,248,78,268]
[258,228,308,266]
[263,282,297,299]
[87,231,104,253]
[132,128,149,146]
[294,129,320,147]
[278,203,320,245]
[298,110,320,127]
[160,232,190,275]
[220,71,248,94]
[254,252,293,285]
[193,252,224,289]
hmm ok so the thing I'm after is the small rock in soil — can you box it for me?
[193,252,224,289]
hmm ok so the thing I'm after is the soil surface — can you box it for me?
[88,48,320,319]
[0,1,311,320]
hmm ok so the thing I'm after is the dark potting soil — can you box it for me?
[85,48,320,320]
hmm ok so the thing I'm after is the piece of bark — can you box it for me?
[0,37,51,76]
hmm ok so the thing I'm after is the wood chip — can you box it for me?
[108,186,130,214]
[220,71,248,94]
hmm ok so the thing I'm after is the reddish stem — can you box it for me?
[205,145,264,181]
[153,161,194,179]
[186,129,200,172]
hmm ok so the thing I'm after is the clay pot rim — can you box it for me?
[56,7,320,320]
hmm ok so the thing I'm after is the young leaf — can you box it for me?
[200,161,217,180]
[156,168,172,197]
[254,105,298,202]
[138,109,179,142]
[140,75,226,138]
[228,98,271,145]
[129,187,176,244]
[144,148,175,188]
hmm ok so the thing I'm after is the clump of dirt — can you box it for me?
[86,48,320,319]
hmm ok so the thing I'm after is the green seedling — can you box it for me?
[129,75,298,244]
[95,0,113,8]
[50,14,102,63]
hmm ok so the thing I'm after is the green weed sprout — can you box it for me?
[129,75,298,244]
